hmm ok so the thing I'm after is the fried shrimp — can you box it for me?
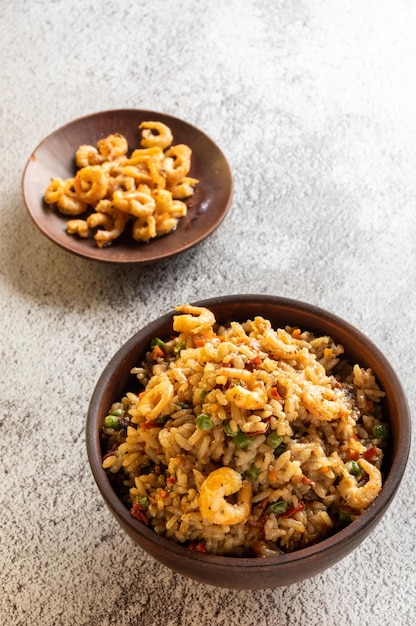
[198,467,252,525]
[75,144,103,168]
[97,133,129,161]
[216,367,268,411]
[154,214,179,236]
[133,377,174,423]
[44,178,66,204]
[86,211,113,231]
[337,458,382,509]
[173,304,216,335]
[302,384,350,422]
[168,177,199,199]
[112,186,156,218]
[163,144,192,184]
[66,219,89,238]
[43,120,198,247]
[91,200,130,248]
[261,328,307,361]
[139,121,173,150]
[74,165,108,205]
[56,179,87,215]
[132,215,157,242]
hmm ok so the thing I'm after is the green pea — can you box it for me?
[196,413,213,430]
[274,442,287,457]
[103,414,120,429]
[373,423,389,440]
[150,337,165,349]
[223,422,238,437]
[233,431,253,449]
[174,341,186,355]
[109,407,125,417]
[268,500,288,515]
[339,509,352,525]
[346,460,362,477]
[246,464,261,480]
[154,414,170,426]
[134,495,149,509]
[266,432,283,449]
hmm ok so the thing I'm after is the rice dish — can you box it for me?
[101,304,388,557]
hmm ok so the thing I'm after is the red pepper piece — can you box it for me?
[364,446,378,460]
[188,541,207,553]
[131,502,148,524]
[301,475,315,486]
[271,388,283,401]
[279,501,305,518]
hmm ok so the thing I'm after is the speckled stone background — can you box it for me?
[1,1,415,624]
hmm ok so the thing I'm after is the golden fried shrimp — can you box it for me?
[261,328,307,361]
[155,214,178,236]
[163,144,192,184]
[75,144,103,168]
[337,458,382,509]
[74,165,108,205]
[121,165,153,186]
[170,200,187,218]
[66,219,89,238]
[302,384,350,422]
[56,179,87,215]
[112,186,156,218]
[123,148,165,188]
[139,121,173,150]
[153,189,187,218]
[132,215,157,241]
[43,121,197,249]
[92,200,130,248]
[173,304,216,335]
[44,178,66,204]
[124,146,164,165]
[152,188,173,213]
[86,212,113,231]
[133,377,174,422]
[105,174,136,198]
[198,467,252,525]
[168,177,199,199]
[216,367,268,411]
[100,157,126,177]
[97,133,129,161]
[147,157,166,189]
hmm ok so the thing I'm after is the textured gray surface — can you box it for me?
[1,1,415,624]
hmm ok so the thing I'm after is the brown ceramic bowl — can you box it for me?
[22,110,233,263]
[86,295,411,589]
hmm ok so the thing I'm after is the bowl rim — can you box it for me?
[86,294,411,568]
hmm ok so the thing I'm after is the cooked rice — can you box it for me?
[101,305,388,557]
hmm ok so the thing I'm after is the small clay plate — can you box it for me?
[22,110,233,263]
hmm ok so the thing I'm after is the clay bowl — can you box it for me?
[86,295,411,589]
[22,110,233,263]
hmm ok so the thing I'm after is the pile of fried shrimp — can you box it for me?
[43,121,198,248]
[100,305,389,557]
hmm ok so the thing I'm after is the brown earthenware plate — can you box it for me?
[22,110,233,263]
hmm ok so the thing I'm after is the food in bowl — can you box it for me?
[100,303,389,557]
[43,120,198,248]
